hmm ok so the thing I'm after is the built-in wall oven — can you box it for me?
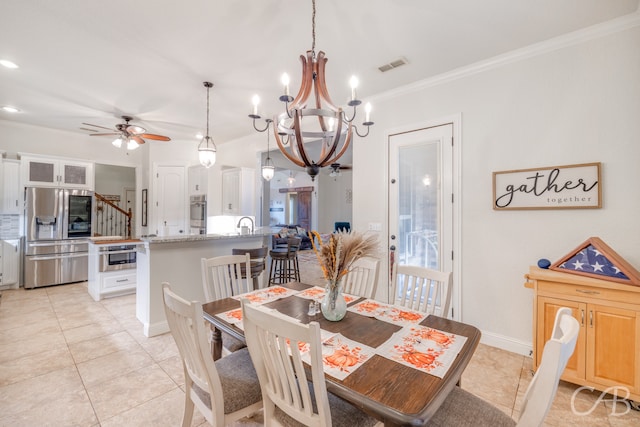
[99,244,137,272]
[189,194,207,235]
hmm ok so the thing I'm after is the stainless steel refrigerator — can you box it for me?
[24,187,94,289]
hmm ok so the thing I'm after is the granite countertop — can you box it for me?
[141,227,274,244]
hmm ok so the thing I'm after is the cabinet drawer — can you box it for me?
[103,272,136,290]
[536,280,640,307]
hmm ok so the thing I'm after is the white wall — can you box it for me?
[354,21,640,353]
[317,170,353,232]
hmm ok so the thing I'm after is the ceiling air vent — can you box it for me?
[378,57,408,73]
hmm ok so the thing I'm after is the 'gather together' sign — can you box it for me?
[493,163,601,210]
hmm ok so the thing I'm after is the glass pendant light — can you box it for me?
[198,82,217,168]
[261,120,275,181]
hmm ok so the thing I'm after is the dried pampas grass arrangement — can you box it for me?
[310,230,379,284]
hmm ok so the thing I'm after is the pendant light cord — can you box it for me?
[205,85,210,137]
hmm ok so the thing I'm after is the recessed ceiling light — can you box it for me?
[1,106,20,113]
[195,133,203,139]
[0,59,19,69]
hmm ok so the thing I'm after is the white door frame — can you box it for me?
[386,114,462,320]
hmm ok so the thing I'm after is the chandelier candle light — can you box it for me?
[249,0,374,181]
[310,230,379,321]
[198,81,217,168]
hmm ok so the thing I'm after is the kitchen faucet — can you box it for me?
[237,216,254,233]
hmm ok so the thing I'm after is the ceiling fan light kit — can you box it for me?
[248,0,373,180]
[198,81,217,168]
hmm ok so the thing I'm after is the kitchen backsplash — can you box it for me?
[0,215,20,237]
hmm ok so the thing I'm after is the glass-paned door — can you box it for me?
[389,124,454,314]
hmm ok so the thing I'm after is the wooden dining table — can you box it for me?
[202,282,481,427]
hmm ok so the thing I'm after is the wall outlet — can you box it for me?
[368,222,382,231]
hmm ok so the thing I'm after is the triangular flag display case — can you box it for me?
[550,237,640,286]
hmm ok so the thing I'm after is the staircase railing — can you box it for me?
[94,193,132,238]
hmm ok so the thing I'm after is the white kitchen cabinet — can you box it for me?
[2,159,22,214]
[21,155,94,189]
[88,241,140,300]
[221,167,255,215]
[1,239,21,288]
[188,165,208,195]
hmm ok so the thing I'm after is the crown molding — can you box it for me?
[373,11,640,102]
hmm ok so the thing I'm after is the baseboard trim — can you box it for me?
[144,320,170,338]
[480,330,533,357]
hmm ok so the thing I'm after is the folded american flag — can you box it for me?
[557,244,629,280]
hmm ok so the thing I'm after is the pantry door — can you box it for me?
[388,123,456,318]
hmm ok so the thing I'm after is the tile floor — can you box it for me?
[1,256,639,426]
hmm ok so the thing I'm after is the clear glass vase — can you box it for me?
[321,280,347,321]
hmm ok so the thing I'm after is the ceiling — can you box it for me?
[1,0,638,147]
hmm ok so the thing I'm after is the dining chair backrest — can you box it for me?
[162,283,262,426]
[342,256,380,299]
[390,263,453,317]
[516,307,580,427]
[201,253,252,301]
[242,300,331,427]
[427,307,579,427]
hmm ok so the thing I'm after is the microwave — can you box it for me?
[99,245,137,272]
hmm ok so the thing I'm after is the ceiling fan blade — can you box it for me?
[140,133,171,141]
[82,122,115,131]
[131,136,146,145]
[90,132,120,136]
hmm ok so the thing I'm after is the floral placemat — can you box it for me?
[348,299,428,325]
[295,286,360,304]
[215,307,245,330]
[301,333,375,380]
[232,285,299,304]
[375,325,467,378]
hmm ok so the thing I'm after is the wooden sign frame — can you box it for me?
[493,162,601,210]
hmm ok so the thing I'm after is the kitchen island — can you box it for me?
[136,229,272,337]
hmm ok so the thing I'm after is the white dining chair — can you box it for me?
[201,253,252,355]
[427,307,580,427]
[241,300,380,427]
[342,256,380,299]
[390,263,453,317]
[161,283,262,427]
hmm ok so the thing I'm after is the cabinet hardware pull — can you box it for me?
[589,310,593,327]
[116,279,129,283]
[580,309,585,326]
[576,289,600,295]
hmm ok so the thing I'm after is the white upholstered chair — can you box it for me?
[201,253,252,354]
[342,256,380,299]
[390,263,453,317]
[241,300,380,427]
[161,283,262,427]
[427,307,580,427]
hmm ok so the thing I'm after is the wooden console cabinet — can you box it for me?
[525,266,640,401]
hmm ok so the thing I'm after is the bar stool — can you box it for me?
[268,237,301,286]
[232,247,268,289]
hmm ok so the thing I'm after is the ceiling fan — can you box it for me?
[328,163,352,178]
[81,115,171,147]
